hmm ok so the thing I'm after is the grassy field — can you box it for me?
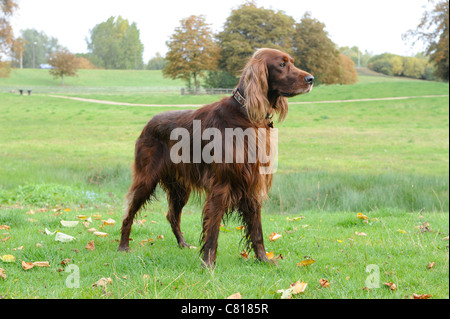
[0,69,448,299]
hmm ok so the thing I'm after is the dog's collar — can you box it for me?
[232,87,246,107]
[232,87,274,127]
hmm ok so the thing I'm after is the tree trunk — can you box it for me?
[61,73,64,86]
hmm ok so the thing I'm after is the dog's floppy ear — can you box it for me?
[243,56,270,124]
[274,96,288,123]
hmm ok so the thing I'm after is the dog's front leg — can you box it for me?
[200,191,228,268]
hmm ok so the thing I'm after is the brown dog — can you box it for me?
[118,48,313,267]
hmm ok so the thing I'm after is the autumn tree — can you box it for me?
[0,0,18,77]
[87,16,144,69]
[403,0,449,81]
[48,49,79,85]
[292,12,345,84]
[217,1,295,75]
[163,15,219,90]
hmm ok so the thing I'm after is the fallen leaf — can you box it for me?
[227,292,242,299]
[397,229,407,234]
[45,228,57,235]
[101,218,116,226]
[92,277,112,288]
[240,250,248,259]
[33,261,50,267]
[55,232,76,242]
[60,220,79,227]
[60,259,71,266]
[93,231,108,237]
[356,232,367,236]
[13,245,24,250]
[428,262,435,269]
[269,232,282,242]
[0,225,10,230]
[236,225,245,230]
[297,259,316,267]
[319,278,330,288]
[25,209,35,215]
[265,251,274,260]
[85,240,95,251]
[87,228,97,233]
[139,238,154,246]
[63,208,71,212]
[357,212,369,220]
[1,255,16,263]
[290,281,307,294]
[157,235,164,240]
[0,267,5,279]
[76,215,88,220]
[337,239,343,243]
[276,282,307,299]
[442,236,449,241]
[22,261,34,270]
[411,293,432,299]
[383,282,397,291]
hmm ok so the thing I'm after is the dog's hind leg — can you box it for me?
[118,142,163,251]
[163,179,191,248]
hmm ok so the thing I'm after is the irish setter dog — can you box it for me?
[118,48,314,267]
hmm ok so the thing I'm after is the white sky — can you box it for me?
[10,0,430,62]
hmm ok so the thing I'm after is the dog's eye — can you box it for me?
[280,62,287,68]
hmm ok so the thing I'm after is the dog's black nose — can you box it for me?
[304,75,314,84]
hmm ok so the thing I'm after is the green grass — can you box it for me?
[1,204,448,298]
[0,69,448,299]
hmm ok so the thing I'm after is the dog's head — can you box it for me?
[240,48,314,123]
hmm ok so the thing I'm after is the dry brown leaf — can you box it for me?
[0,267,5,280]
[33,261,50,267]
[428,262,435,269]
[93,231,108,237]
[101,218,116,226]
[85,240,95,251]
[411,293,432,299]
[236,225,245,230]
[92,277,112,288]
[356,232,367,236]
[383,282,397,291]
[297,259,316,267]
[0,225,10,230]
[240,250,249,259]
[22,261,35,270]
[290,281,307,294]
[269,232,282,242]
[157,235,164,240]
[319,278,330,288]
[139,238,154,246]
[227,292,242,299]
[442,236,449,241]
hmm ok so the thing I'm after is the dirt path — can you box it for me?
[47,94,449,108]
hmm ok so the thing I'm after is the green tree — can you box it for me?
[147,52,167,70]
[20,29,63,68]
[293,12,342,84]
[217,1,295,75]
[163,15,219,90]
[403,0,449,81]
[339,46,373,67]
[48,49,78,85]
[87,16,144,69]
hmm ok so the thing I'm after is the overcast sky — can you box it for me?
[10,0,430,62]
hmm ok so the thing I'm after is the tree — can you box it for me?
[163,15,219,90]
[338,54,358,84]
[0,0,18,77]
[87,16,144,69]
[403,0,449,81]
[147,52,167,70]
[19,29,63,68]
[48,49,78,85]
[292,12,343,85]
[217,1,295,75]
